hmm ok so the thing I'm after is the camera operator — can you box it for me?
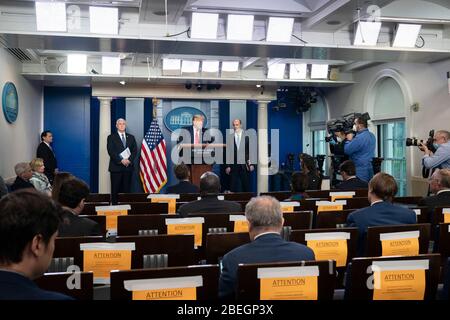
[344,115,376,182]
[420,130,450,169]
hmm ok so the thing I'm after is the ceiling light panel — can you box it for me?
[35,2,67,32]
[89,6,119,35]
[353,21,382,46]
[310,64,329,79]
[67,54,87,74]
[227,14,254,41]
[191,12,219,39]
[289,64,307,79]
[393,24,421,48]
[267,63,286,79]
[267,17,294,42]
[181,60,200,73]
[102,56,121,75]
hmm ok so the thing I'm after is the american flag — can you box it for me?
[140,119,167,193]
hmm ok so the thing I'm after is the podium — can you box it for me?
[179,143,226,187]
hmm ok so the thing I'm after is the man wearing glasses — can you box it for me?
[420,130,450,169]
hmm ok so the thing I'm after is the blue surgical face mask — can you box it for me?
[433,143,440,150]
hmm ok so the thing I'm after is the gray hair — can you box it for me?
[116,118,126,125]
[245,196,283,228]
[15,162,31,176]
[440,168,450,188]
[436,130,450,140]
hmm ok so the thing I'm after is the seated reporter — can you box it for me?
[286,172,310,201]
[166,163,199,194]
[10,162,35,192]
[177,172,241,217]
[0,190,72,300]
[57,178,102,237]
[346,173,416,255]
[29,158,52,196]
[219,196,315,299]
[336,160,368,190]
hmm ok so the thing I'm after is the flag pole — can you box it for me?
[152,97,159,119]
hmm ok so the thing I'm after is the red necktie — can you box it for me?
[195,129,200,144]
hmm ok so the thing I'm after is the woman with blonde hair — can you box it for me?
[29,158,52,195]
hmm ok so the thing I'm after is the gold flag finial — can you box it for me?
[152,97,159,118]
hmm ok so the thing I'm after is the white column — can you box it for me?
[99,97,112,194]
[257,100,270,194]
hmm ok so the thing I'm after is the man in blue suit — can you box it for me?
[344,115,376,182]
[346,172,417,256]
[0,190,72,300]
[218,196,315,299]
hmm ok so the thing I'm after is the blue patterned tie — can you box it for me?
[121,134,126,147]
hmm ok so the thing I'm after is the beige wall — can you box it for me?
[0,48,42,178]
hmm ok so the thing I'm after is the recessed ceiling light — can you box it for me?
[119,81,126,85]
[327,20,341,26]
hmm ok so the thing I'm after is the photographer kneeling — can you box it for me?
[420,130,450,169]
[344,116,376,182]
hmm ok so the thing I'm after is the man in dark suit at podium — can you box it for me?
[225,119,254,192]
[36,130,57,184]
[107,118,137,205]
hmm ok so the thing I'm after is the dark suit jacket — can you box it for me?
[36,142,57,182]
[0,271,72,300]
[10,177,35,192]
[225,133,251,168]
[346,201,417,255]
[166,180,199,194]
[178,195,242,217]
[107,132,137,172]
[306,171,321,190]
[219,233,315,299]
[58,209,102,237]
[336,177,368,190]
[419,190,450,223]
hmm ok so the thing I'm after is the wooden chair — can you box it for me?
[393,196,423,206]
[110,265,220,300]
[115,234,195,268]
[206,232,250,264]
[85,193,110,203]
[236,260,336,300]
[82,202,110,215]
[117,214,172,236]
[290,227,358,268]
[52,236,104,271]
[35,272,94,300]
[344,254,440,300]
[315,209,354,229]
[437,223,450,262]
[366,223,431,257]
[117,193,149,203]
[80,215,107,237]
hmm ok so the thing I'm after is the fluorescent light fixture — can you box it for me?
[227,14,254,41]
[67,54,87,74]
[354,21,382,46]
[289,64,307,79]
[89,6,119,35]
[221,61,240,72]
[102,56,121,75]
[202,60,220,73]
[162,58,181,71]
[267,63,286,79]
[311,64,329,79]
[119,81,126,86]
[267,17,294,42]
[181,60,200,73]
[190,12,219,39]
[35,2,67,32]
[393,24,421,48]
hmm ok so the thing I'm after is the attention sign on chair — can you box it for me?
[124,276,203,300]
[371,259,428,300]
[257,266,319,300]
[379,231,420,257]
[229,215,248,233]
[148,194,180,214]
[305,232,350,267]
[95,205,131,233]
[329,191,355,202]
[316,200,346,213]
[165,217,204,247]
[280,202,300,213]
[80,242,135,284]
